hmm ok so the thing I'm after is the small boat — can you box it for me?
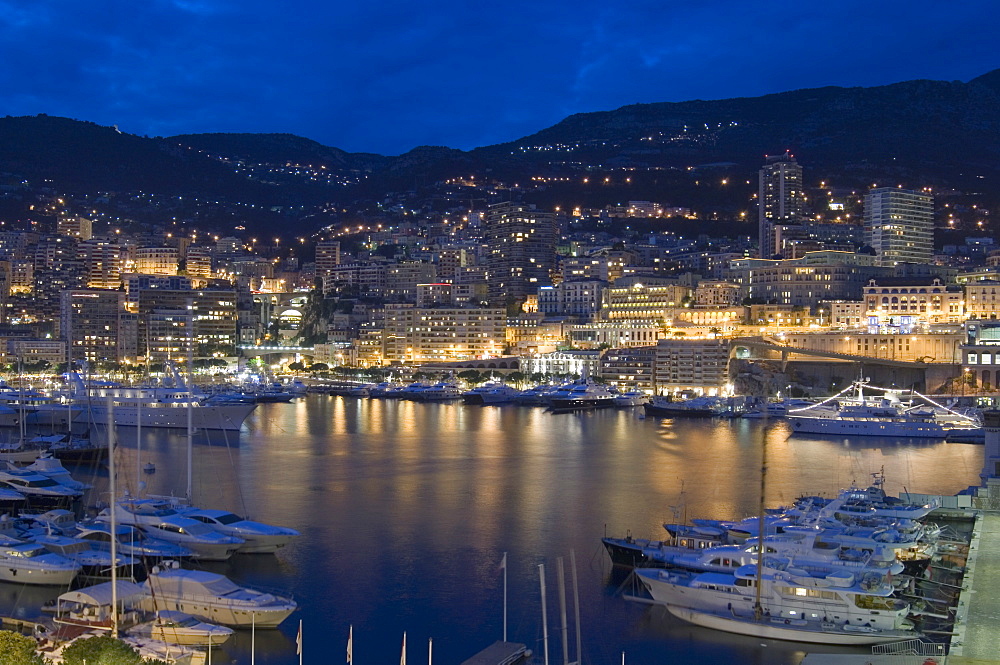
[130,610,234,647]
[144,462,156,474]
[141,559,297,628]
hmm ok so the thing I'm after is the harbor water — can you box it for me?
[1,396,985,664]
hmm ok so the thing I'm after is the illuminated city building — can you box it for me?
[865,187,934,267]
[758,153,805,258]
[484,201,557,305]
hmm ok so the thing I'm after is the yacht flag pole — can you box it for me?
[107,397,119,639]
[428,637,433,665]
[539,563,549,665]
[251,612,255,665]
[347,624,352,664]
[400,631,406,665]
[296,619,303,665]
[500,552,508,642]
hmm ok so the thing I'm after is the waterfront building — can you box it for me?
[521,350,600,378]
[758,152,806,258]
[484,201,558,305]
[3,337,67,368]
[825,301,867,329]
[505,315,575,356]
[379,304,506,364]
[865,187,934,267]
[653,338,730,395]
[599,345,656,390]
[60,289,139,364]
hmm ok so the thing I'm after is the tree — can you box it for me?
[60,635,144,665]
[287,361,305,371]
[506,371,527,387]
[309,362,329,372]
[458,369,483,385]
[0,630,44,665]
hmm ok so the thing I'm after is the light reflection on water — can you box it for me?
[0,397,983,665]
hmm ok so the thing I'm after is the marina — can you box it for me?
[0,395,996,664]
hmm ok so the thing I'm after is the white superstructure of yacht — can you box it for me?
[141,560,296,628]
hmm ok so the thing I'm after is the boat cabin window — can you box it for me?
[214,513,242,525]
[735,578,755,587]
[82,532,112,543]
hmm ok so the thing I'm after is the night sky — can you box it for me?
[2,1,998,155]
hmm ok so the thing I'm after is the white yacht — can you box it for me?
[181,508,300,554]
[636,563,918,645]
[75,522,196,560]
[0,536,81,585]
[742,398,814,419]
[462,383,520,405]
[100,507,243,561]
[29,531,141,581]
[66,372,256,431]
[141,560,297,628]
[130,610,234,647]
[787,381,982,439]
[612,390,650,407]
[416,380,463,401]
[512,384,556,406]
[14,455,92,491]
[0,468,83,504]
[547,379,616,411]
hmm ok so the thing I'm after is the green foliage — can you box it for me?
[457,369,483,384]
[60,635,143,665]
[0,629,45,665]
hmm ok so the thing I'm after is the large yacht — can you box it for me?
[65,372,256,431]
[463,383,520,405]
[547,379,616,412]
[636,563,918,645]
[0,536,81,585]
[786,381,982,439]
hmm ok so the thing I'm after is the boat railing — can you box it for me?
[871,638,946,656]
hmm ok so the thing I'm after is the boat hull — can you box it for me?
[665,605,915,646]
[788,416,952,438]
[140,597,294,628]
[75,402,256,431]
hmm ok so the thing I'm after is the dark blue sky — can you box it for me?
[2,1,998,155]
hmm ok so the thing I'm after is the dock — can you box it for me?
[460,641,530,665]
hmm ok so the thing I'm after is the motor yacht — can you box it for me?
[417,380,464,401]
[0,535,81,585]
[547,379,616,412]
[29,531,142,581]
[75,522,195,560]
[462,383,520,405]
[612,390,650,407]
[141,560,297,628]
[14,455,91,491]
[512,384,556,406]
[636,563,918,645]
[181,508,299,554]
[100,510,243,561]
[0,468,83,505]
[644,395,728,417]
[129,610,234,647]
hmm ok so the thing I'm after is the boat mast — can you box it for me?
[107,396,119,639]
[754,400,768,620]
[186,305,194,502]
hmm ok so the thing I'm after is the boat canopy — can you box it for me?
[147,569,242,597]
[58,580,146,607]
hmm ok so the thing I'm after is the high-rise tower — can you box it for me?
[758,153,805,258]
[484,201,557,306]
[864,187,934,267]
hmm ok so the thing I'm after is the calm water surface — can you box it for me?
[3,397,984,665]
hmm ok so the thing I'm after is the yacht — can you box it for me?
[0,441,44,464]
[129,610,234,647]
[417,380,464,401]
[0,402,23,428]
[0,468,83,505]
[0,536,81,585]
[0,388,81,427]
[786,381,983,439]
[462,383,520,405]
[28,531,142,581]
[66,372,257,431]
[636,563,918,645]
[512,384,556,406]
[100,509,243,561]
[613,390,650,407]
[547,379,616,412]
[75,522,196,560]
[644,395,728,417]
[14,455,92,491]
[181,508,300,553]
[398,381,433,399]
[742,398,815,419]
[367,382,406,398]
[141,559,297,628]
[346,383,375,397]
